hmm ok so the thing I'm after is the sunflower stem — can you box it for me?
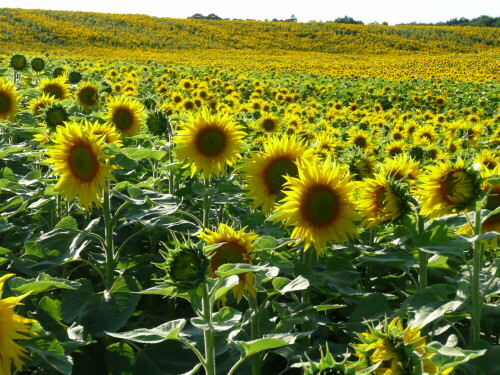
[102,189,115,291]
[248,293,262,375]
[416,214,428,290]
[470,206,483,347]
[202,178,212,229]
[202,282,216,375]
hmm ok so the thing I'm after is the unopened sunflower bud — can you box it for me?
[167,247,209,292]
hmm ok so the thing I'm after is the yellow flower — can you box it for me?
[356,173,408,229]
[243,134,314,214]
[0,274,37,375]
[0,78,20,121]
[38,76,71,100]
[416,158,479,219]
[272,157,359,256]
[45,120,116,210]
[199,224,258,303]
[105,95,146,137]
[173,108,246,179]
[76,82,99,108]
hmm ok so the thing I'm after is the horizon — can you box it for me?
[1,0,499,26]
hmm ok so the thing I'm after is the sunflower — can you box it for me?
[45,121,116,210]
[385,140,409,157]
[416,158,479,219]
[457,165,500,248]
[474,149,498,171]
[413,124,439,145]
[348,128,373,152]
[353,317,450,375]
[357,173,409,228]
[199,224,258,303]
[76,82,99,108]
[272,157,359,256]
[83,120,123,147]
[258,113,281,133]
[28,92,56,116]
[43,104,69,129]
[377,153,420,182]
[38,76,71,100]
[0,78,20,121]
[173,108,246,179]
[243,134,314,214]
[0,273,38,375]
[105,96,145,137]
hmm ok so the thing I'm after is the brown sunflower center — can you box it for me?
[0,92,12,114]
[68,143,99,182]
[263,157,298,195]
[44,84,64,99]
[210,243,247,272]
[300,185,339,228]
[375,186,387,209]
[262,118,276,132]
[78,87,98,106]
[388,146,403,157]
[354,136,367,148]
[112,107,134,130]
[195,127,227,157]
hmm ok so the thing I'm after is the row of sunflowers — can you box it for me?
[0,51,498,375]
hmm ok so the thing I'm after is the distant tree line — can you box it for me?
[188,13,500,27]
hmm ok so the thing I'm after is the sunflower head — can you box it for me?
[30,57,45,73]
[0,78,20,121]
[68,71,83,84]
[417,158,481,219]
[159,243,210,292]
[357,173,412,229]
[243,134,314,214]
[174,108,246,179]
[199,224,258,303]
[146,110,169,136]
[43,104,69,129]
[39,76,71,100]
[76,82,99,108]
[353,317,448,375]
[105,95,146,137]
[272,157,359,256]
[0,273,38,375]
[10,54,27,71]
[45,120,117,210]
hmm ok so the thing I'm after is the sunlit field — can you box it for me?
[0,7,499,375]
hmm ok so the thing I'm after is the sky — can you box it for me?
[1,0,499,25]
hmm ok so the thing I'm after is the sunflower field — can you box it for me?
[0,7,499,375]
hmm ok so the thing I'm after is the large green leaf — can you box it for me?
[107,319,186,343]
[105,342,135,375]
[9,273,80,294]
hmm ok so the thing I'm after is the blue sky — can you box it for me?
[2,0,499,25]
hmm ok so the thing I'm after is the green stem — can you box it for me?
[227,355,249,375]
[202,282,216,375]
[248,293,262,375]
[103,189,115,290]
[416,214,428,290]
[202,178,211,229]
[471,207,483,346]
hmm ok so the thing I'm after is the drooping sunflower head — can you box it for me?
[416,158,481,219]
[0,78,20,121]
[353,317,446,375]
[45,120,116,210]
[272,157,360,256]
[356,173,411,229]
[0,273,38,375]
[199,224,258,303]
[243,134,315,214]
[105,95,146,137]
[173,108,247,179]
[38,76,71,100]
[76,82,99,108]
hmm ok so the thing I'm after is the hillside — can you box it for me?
[1,7,499,55]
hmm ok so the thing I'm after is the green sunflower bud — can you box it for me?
[166,246,209,292]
